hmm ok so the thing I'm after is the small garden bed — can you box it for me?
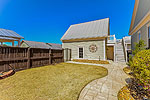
[123,67,131,75]
[120,48,150,100]
[123,67,134,77]
[73,59,109,64]
[118,86,135,100]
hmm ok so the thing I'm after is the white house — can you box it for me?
[61,18,132,62]
[61,18,110,61]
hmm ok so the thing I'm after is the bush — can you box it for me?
[127,40,146,66]
[130,50,150,92]
[132,40,146,55]
[127,55,133,66]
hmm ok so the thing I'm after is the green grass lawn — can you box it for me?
[0,63,108,100]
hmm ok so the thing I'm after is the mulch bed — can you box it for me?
[118,86,135,100]
[73,59,109,64]
[121,67,150,100]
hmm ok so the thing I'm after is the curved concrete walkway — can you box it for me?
[67,61,128,100]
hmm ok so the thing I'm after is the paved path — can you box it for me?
[67,61,129,100]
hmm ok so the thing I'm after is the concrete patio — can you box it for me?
[67,61,129,100]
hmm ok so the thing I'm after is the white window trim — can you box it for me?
[146,22,150,38]
[103,39,106,60]
[147,23,150,47]
[78,47,84,59]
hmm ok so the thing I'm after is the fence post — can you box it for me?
[27,48,31,69]
[49,49,52,64]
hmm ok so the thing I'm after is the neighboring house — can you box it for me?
[21,40,62,50]
[46,43,62,50]
[61,18,110,61]
[129,0,150,49]
[0,28,24,47]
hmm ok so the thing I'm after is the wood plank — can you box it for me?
[30,56,49,60]
[27,48,31,69]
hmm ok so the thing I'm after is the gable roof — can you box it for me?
[61,18,109,41]
[22,40,62,50]
[0,28,24,39]
[22,40,50,49]
[129,0,150,35]
[46,43,62,50]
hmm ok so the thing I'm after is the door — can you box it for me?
[106,46,114,61]
[79,48,83,58]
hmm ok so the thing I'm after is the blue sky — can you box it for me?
[0,0,135,44]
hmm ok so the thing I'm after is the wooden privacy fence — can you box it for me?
[0,46,64,72]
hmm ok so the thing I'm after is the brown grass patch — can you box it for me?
[0,63,108,100]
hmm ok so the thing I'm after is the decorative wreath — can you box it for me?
[89,44,97,53]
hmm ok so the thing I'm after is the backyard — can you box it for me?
[0,63,108,100]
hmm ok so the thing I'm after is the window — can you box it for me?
[139,32,141,40]
[148,26,150,48]
[79,48,83,58]
[148,26,150,39]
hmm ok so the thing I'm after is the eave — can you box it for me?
[129,11,150,35]
[61,37,107,43]
[129,0,139,33]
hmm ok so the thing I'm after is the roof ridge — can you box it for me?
[23,40,45,43]
[24,40,61,45]
[71,18,109,26]
[47,43,61,45]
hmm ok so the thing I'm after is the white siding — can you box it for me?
[62,40,105,60]
[131,21,150,49]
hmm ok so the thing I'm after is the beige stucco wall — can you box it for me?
[62,39,105,60]
[131,21,150,50]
